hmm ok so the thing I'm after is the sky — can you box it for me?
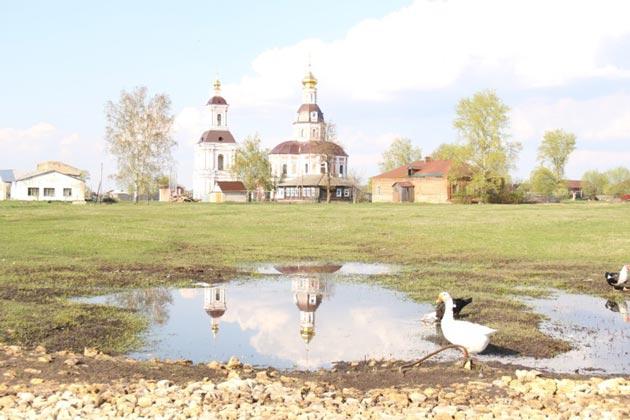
[1,0,630,191]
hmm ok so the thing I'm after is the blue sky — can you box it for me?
[1,0,629,190]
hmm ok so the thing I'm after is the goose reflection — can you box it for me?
[605,299,630,323]
[204,285,227,337]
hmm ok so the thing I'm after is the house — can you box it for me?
[565,180,583,200]
[269,69,353,202]
[371,158,467,203]
[0,169,15,200]
[209,181,247,203]
[12,161,86,202]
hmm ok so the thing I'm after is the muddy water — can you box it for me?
[80,264,629,374]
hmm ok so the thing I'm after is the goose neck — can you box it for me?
[442,297,455,321]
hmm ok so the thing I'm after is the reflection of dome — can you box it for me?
[205,308,226,318]
[295,293,322,312]
[274,264,342,275]
[300,326,315,344]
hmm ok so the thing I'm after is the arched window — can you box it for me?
[282,164,287,176]
[218,154,224,170]
[217,113,222,126]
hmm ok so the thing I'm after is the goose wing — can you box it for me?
[450,319,496,336]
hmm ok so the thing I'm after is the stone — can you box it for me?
[226,356,242,370]
[409,392,427,404]
[206,360,222,370]
[83,347,99,358]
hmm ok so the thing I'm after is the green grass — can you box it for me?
[0,201,628,357]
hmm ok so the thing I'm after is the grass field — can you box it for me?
[1,201,628,357]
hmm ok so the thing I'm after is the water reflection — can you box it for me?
[605,299,630,323]
[204,286,227,337]
[110,288,173,325]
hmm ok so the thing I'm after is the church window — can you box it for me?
[218,154,224,170]
[217,113,222,126]
[304,163,308,174]
[282,164,287,175]
[339,164,344,176]
[320,162,326,174]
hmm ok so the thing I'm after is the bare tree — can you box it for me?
[319,121,343,203]
[105,87,176,203]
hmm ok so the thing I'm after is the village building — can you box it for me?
[371,158,467,203]
[565,180,583,200]
[193,79,239,202]
[209,181,247,203]
[269,70,353,202]
[0,169,15,200]
[11,161,86,202]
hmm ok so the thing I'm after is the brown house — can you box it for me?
[565,180,583,199]
[371,158,466,203]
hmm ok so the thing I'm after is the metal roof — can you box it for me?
[0,169,15,183]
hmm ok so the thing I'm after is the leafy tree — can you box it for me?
[105,86,175,203]
[432,143,467,162]
[231,134,272,199]
[538,129,576,181]
[530,167,557,197]
[453,90,521,202]
[379,138,422,172]
[603,167,630,196]
[319,121,345,203]
[581,170,609,197]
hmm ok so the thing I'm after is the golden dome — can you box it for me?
[211,322,219,338]
[300,326,315,344]
[213,79,222,94]
[302,71,317,89]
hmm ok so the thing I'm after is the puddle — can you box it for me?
[482,292,630,375]
[78,265,629,374]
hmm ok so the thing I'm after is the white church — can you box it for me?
[192,80,244,202]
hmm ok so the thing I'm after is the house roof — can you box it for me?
[270,140,347,156]
[371,159,454,179]
[0,169,15,183]
[16,169,82,182]
[199,130,236,144]
[216,181,246,192]
[36,161,82,177]
[565,180,582,189]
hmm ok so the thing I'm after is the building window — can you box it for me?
[339,164,344,176]
[63,188,72,197]
[304,163,309,174]
[282,164,287,176]
[336,188,342,197]
[217,113,222,126]
[28,187,39,197]
[320,163,326,174]
[377,186,381,195]
[44,188,55,197]
[217,154,224,170]
[344,188,350,197]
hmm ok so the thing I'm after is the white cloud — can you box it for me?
[225,0,630,106]
[567,149,630,175]
[512,93,630,143]
[0,122,57,151]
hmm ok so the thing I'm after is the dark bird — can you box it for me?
[605,265,628,291]
[421,297,473,323]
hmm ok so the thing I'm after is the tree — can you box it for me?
[379,138,422,172]
[604,167,630,197]
[105,87,175,203]
[581,170,609,198]
[319,121,344,203]
[530,167,557,197]
[231,134,272,200]
[453,90,521,202]
[432,143,467,162]
[537,129,576,181]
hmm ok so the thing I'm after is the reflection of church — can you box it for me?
[290,274,332,344]
[204,286,226,337]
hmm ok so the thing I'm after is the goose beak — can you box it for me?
[436,295,442,303]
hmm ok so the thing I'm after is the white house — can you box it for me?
[12,161,86,202]
[0,169,15,200]
[193,79,239,202]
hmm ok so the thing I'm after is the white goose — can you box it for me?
[437,291,496,354]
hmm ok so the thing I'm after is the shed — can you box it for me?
[210,181,247,203]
